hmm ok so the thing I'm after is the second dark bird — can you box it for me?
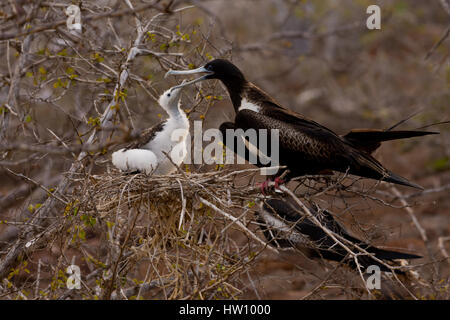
[258,198,421,273]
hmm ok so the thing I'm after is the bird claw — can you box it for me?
[274,177,285,189]
[258,177,285,195]
[259,180,270,195]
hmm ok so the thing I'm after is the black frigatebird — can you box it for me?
[166,59,438,189]
[258,198,421,273]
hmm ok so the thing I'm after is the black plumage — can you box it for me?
[167,59,438,188]
[123,121,166,150]
[341,128,437,154]
[258,198,421,272]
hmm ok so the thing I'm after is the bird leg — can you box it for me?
[258,179,271,195]
[258,176,286,195]
[274,176,285,189]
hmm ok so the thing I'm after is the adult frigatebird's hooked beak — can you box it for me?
[166,66,213,92]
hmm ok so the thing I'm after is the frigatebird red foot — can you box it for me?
[258,176,286,195]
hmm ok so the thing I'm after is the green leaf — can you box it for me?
[78,229,86,240]
[57,48,67,56]
[92,52,104,63]
[428,157,450,172]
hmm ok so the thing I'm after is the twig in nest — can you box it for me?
[198,197,278,254]
[177,178,187,230]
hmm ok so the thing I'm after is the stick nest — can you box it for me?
[68,168,266,299]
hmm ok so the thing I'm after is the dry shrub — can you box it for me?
[1,164,447,300]
[46,168,438,300]
[61,168,270,299]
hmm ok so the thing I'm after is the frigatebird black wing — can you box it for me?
[123,120,166,150]
[235,107,375,175]
[235,107,424,188]
[219,121,275,168]
[236,107,348,163]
